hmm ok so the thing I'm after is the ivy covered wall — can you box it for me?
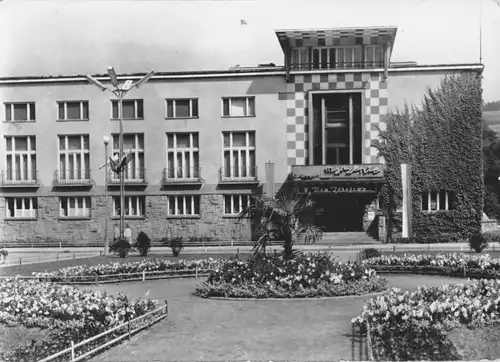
[373,72,483,242]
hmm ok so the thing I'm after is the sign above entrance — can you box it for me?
[290,164,384,181]
[300,185,378,194]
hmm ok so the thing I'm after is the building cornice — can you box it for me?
[0,64,484,85]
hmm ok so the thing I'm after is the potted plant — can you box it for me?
[0,249,8,264]
[109,238,132,258]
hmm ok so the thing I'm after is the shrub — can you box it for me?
[168,237,184,257]
[360,248,381,260]
[352,279,500,361]
[195,253,387,299]
[469,233,488,253]
[482,231,500,245]
[134,231,151,257]
[109,238,133,258]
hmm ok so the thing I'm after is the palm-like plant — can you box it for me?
[238,186,317,260]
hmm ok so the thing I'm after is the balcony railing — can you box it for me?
[0,170,39,187]
[53,169,93,186]
[219,166,258,184]
[108,168,147,185]
[162,167,202,184]
[290,60,384,71]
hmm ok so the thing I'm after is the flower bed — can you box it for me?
[33,258,225,283]
[363,253,500,278]
[352,279,500,361]
[194,253,387,299]
[0,277,159,361]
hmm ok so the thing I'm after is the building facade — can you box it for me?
[0,26,483,244]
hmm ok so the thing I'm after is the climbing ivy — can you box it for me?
[373,72,483,242]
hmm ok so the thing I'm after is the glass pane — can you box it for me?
[6,137,12,151]
[291,49,300,64]
[15,137,28,151]
[123,135,135,149]
[112,135,119,149]
[192,99,198,117]
[224,195,231,214]
[354,47,362,66]
[248,132,255,147]
[30,136,36,151]
[337,48,344,67]
[375,46,384,65]
[233,151,239,176]
[233,133,246,147]
[168,196,174,215]
[430,191,438,211]
[175,100,190,117]
[60,155,66,174]
[167,134,173,148]
[167,101,174,118]
[329,48,336,68]
[58,103,65,120]
[30,104,35,120]
[186,196,192,214]
[83,136,89,150]
[230,98,246,116]
[167,153,174,176]
[67,136,81,150]
[346,48,353,67]
[439,191,446,210]
[82,102,89,119]
[59,137,65,150]
[327,128,348,145]
[177,197,183,215]
[137,135,144,149]
[194,197,200,214]
[122,102,135,119]
[6,105,11,121]
[112,102,119,119]
[223,99,230,116]
[131,197,137,215]
[224,151,230,175]
[223,133,230,147]
[248,98,255,116]
[176,134,190,148]
[320,48,328,69]
[13,104,28,121]
[31,156,36,178]
[312,49,320,68]
[136,100,144,118]
[192,133,199,148]
[301,48,309,66]
[66,102,81,120]
[249,151,255,176]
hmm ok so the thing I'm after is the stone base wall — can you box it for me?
[0,195,252,243]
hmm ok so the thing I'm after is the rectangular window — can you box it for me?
[111,134,145,181]
[222,131,256,179]
[5,103,36,122]
[5,136,37,182]
[111,99,144,120]
[224,194,250,215]
[57,101,89,120]
[58,135,90,181]
[421,190,452,212]
[291,48,310,70]
[167,195,200,216]
[59,196,91,217]
[365,46,384,68]
[222,97,255,117]
[166,99,198,118]
[166,133,199,179]
[113,196,145,217]
[6,197,37,218]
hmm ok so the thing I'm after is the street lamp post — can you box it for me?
[103,136,110,255]
[87,68,155,241]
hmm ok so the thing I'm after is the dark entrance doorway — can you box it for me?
[312,194,373,232]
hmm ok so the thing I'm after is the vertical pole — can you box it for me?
[321,97,326,164]
[351,325,355,361]
[71,341,75,361]
[119,95,125,240]
[128,318,131,342]
[142,270,145,282]
[195,266,198,279]
[349,94,353,164]
[104,141,109,255]
[401,164,412,238]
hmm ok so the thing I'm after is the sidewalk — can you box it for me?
[2,242,492,254]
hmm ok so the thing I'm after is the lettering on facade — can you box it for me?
[322,165,381,177]
[290,164,384,181]
[302,186,376,194]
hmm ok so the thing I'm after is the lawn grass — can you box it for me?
[448,323,500,360]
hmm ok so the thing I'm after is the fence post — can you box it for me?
[231,240,234,247]
[59,241,62,249]
[71,340,75,361]
[195,267,198,279]
[95,275,98,286]
[128,318,131,342]
[142,270,146,282]
[351,325,355,361]
[165,300,168,316]
[359,323,362,362]
[237,248,240,259]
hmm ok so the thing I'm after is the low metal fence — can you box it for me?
[351,321,373,361]
[38,302,168,362]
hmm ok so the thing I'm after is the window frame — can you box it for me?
[165,98,199,119]
[421,190,452,212]
[57,101,89,121]
[58,134,91,181]
[4,102,36,122]
[5,135,37,182]
[112,195,146,217]
[223,194,250,216]
[111,133,145,181]
[165,132,200,180]
[111,99,144,120]
[167,195,200,217]
[5,197,38,219]
[221,97,255,117]
[222,131,256,179]
[59,196,91,218]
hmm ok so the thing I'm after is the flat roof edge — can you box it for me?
[0,63,484,85]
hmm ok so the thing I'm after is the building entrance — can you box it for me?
[312,194,372,232]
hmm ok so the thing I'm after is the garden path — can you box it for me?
[87,274,462,361]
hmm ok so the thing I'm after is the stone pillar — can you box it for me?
[378,214,386,243]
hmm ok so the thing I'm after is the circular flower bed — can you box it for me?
[0,277,158,361]
[363,253,500,278]
[352,279,500,361]
[194,253,387,299]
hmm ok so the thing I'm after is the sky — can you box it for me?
[0,0,499,101]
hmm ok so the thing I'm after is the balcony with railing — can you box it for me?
[107,168,147,185]
[162,167,202,185]
[219,165,259,184]
[0,170,40,187]
[53,169,93,187]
